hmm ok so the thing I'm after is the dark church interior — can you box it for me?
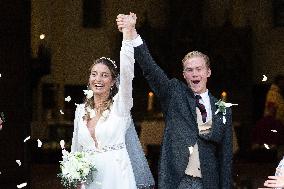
[0,0,284,188]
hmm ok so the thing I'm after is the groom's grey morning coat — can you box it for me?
[134,41,233,189]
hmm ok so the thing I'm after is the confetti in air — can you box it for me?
[188,146,194,154]
[65,96,71,102]
[17,182,27,188]
[88,108,96,119]
[262,75,267,82]
[37,139,42,147]
[23,136,30,143]
[0,73,1,78]
[16,160,21,166]
[83,90,94,99]
[271,130,277,133]
[222,116,226,124]
[60,110,64,115]
[264,143,270,149]
[60,140,65,149]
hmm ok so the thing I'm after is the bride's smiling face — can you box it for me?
[89,63,115,97]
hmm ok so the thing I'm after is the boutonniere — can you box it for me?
[215,100,238,124]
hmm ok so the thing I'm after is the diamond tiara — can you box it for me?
[99,57,117,69]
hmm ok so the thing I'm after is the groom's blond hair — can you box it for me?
[182,51,210,69]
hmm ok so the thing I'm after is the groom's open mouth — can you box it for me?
[192,80,200,84]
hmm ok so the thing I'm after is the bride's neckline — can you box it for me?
[84,114,102,148]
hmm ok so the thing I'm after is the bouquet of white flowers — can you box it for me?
[58,150,97,188]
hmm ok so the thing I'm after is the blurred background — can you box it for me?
[0,0,284,188]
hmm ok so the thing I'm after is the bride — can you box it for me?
[70,23,154,189]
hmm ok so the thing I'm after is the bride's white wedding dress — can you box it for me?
[71,41,137,189]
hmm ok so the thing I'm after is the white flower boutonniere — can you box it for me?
[215,100,238,124]
[83,90,94,99]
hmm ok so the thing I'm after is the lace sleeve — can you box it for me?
[113,41,134,116]
[71,105,83,152]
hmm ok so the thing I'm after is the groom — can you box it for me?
[117,13,233,189]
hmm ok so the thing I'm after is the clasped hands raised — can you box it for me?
[116,12,138,40]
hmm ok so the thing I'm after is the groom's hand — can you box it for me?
[116,12,138,40]
[116,14,126,32]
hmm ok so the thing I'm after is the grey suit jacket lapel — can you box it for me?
[209,93,218,132]
[187,95,197,121]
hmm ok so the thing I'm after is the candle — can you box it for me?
[221,91,227,102]
[147,92,154,111]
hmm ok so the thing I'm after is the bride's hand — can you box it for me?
[116,12,138,40]
[264,176,284,188]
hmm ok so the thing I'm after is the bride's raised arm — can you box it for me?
[113,39,135,116]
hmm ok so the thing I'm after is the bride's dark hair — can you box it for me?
[84,57,118,120]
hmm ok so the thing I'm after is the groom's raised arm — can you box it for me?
[117,13,171,101]
[133,37,170,100]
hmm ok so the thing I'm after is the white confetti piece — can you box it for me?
[86,107,96,118]
[0,73,1,78]
[83,90,94,99]
[188,146,194,154]
[16,160,21,166]
[24,136,30,143]
[262,75,267,82]
[89,109,96,119]
[65,96,71,102]
[17,182,27,188]
[37,139,42,147]
[60,110,64,115]
[60,140,65,149]
[264,143,270,149]
[271,130,278,133]
[223,116,226,124]
[214,109,220,115]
